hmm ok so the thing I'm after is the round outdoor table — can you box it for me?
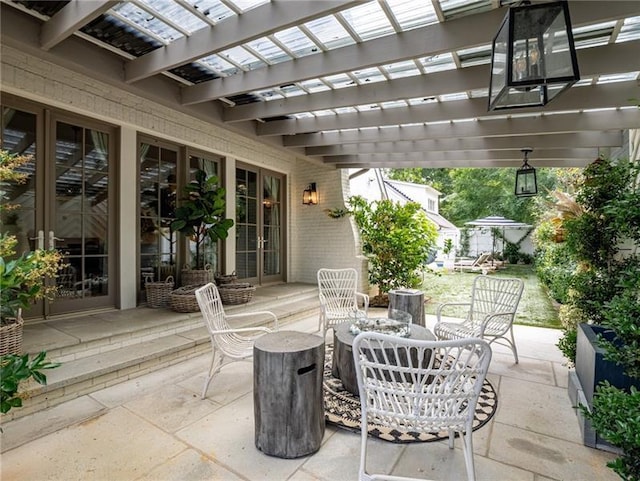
[332,321,436,396]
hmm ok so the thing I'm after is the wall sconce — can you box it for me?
[488,0,580,111]
[302,182,318,205]
[515,148,537,197]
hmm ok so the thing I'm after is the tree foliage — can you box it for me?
[347,196,438,294]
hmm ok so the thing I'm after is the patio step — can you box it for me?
[4,288,320,422]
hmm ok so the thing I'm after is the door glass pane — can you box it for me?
[1,108,37,255]
[55,122,110,299]
[236,168,258,280]
[139,142,177,292]
[263,175,281,276]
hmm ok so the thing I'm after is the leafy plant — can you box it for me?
[1,351,60,415]
[583,384,640,481]
[171,169,234,270]
[443,238,454,257]
[347,195,438,295]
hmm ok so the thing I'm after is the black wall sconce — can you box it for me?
[515,148,537,197]
[302,182,318,205]
[488,0,580,111]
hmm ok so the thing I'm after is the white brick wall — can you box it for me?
[1,45,367,300]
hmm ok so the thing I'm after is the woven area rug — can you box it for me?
[323,346,498,443]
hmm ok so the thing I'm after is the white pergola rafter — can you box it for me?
[181,1,640,105]
[124,0,364,83]
[335,158,594,169]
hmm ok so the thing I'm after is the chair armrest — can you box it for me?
[209,326,272,335]
[226,310,279,331]
[356,292,369,313]
[478,311,515,336]
[436,302,471,321]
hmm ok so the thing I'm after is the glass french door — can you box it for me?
[1,99,116,318]
[235,165,285,284]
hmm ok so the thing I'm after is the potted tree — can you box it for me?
[171,169,234,287]
[0,150,64,355]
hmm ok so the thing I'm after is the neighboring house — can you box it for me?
[349,169,459,262]
[464,216,534,258]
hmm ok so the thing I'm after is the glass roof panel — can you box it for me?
[218,46,264,71]
[439,92,469,101]
[457,44,492,67]
[420,53,456,73]
[225,0,269,13]
[340,2,394,41]
[469,88,489,98]
[334,106,358,114]
[618,16,640,43]
[273,27,319,58]
[292,112,315,119]
[246,37,291,64]
[351,67,386,84]
[597,72,640,84]
[311,109,335,117]
[323,73,356,89]
[278,84,306,98]
[183,0,235,23]
[383,60,421,79]
[407,97,438,105]
[380,100,408,109]
[199,54,237,75]
[299,79,331,93]
[356,105,380,112]
[304,16,355,50]
[254,88,284,101]
[113,3,182,42]
[439,0,492,20]
[140,0,207,33]
[385,0,439,31]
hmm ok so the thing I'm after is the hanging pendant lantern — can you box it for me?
[489,0,580,111]
[515,148,537,197]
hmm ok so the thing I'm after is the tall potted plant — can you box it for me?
[0,151,63,354]
[171,169,234,286]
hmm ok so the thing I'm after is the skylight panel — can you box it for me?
[225,0,269,13]
[597,72,640,84]
[218,46,264,71]
[140,0,207,33]
[617,16,640,43]
[254,88,284,101]
[334,106,358,114]
[574,78,595,87]
[304,16,355,50]
[439,92,469,101]
[356,105,380,112]
[572,21,616,49]
[385,0,438,31]
[457,44,492,67]
[273,27,320,58]
[420,53,456,73]
[352,67,386,84]
[323,74,356,89]
[183,0,235,23]
[380,100,408,109]
[383,60,421,79]
[439,0,492,20]
[246,37,291,64]
[292,112,315,119]
[113,3,182,42]
[311,109,336,117]
[341,2,394,41]
[469,88,489,98]
[407,97,438,105]
[299,78,331,93]
[199,54,237,75]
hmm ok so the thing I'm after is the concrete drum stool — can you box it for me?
[254,331,325,458]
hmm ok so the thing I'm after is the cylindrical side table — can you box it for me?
[254,331,325,458]
[388,288,425,327]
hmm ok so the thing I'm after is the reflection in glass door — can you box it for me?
[235,165,284,284]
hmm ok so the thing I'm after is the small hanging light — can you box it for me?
[302,182,318,205]
[488,0,580,111]
[515,148,537,197]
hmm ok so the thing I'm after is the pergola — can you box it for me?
[2,0,639,170]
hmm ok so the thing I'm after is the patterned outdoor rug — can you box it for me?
[323,346,498,443]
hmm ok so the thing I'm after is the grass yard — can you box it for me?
[421,264,561,329]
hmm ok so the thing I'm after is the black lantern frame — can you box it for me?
[302,182,318,205]
[515,148,537,197]
[488,0,580,111]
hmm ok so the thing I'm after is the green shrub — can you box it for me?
[1,352,59,415]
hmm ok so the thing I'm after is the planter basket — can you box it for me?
[181,264,213,287]
[218,283,255,305]
[145,276,175,308]
[215,271,237,285]
[169,286,201,313]
[0,315,24,356]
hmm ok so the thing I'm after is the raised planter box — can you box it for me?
[569,323,640,451]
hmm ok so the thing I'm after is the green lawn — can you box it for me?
[421,264,561,329]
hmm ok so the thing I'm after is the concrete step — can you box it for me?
[5,290,320,422]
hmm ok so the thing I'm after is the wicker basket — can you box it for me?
[215,271,237,285]
[0,315,24,356]
[218,283,256,305]
[181,264,213,287]
[145,276,175,308]
[169,286,201,313]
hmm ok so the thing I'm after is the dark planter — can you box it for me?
[569,323,640,451]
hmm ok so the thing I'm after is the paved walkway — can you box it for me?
[1,314,618,481]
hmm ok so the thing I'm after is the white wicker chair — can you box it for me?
[434,275,524,363]
[317,268,369,337]
[352,333,492,481]
[195,283,278,399]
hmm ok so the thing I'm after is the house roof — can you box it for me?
[2,0,639,169]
